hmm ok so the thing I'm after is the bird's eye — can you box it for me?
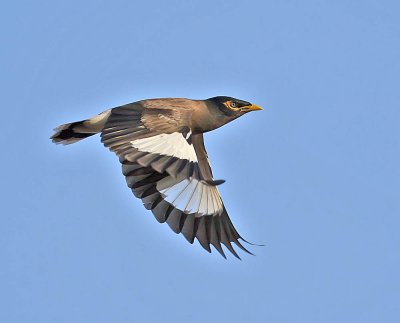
[230,101,237,108]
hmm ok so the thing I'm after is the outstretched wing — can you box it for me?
[101,102,252,258]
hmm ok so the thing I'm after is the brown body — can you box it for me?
[131,98,244,134]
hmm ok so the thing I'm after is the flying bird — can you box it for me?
[51,96,263,259]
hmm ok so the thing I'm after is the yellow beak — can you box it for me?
[245,104,263,111]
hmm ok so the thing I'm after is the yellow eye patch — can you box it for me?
[224,100,240,110]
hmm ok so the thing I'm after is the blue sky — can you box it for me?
[1,0,399,322]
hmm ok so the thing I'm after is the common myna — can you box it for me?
[51,96,263,259]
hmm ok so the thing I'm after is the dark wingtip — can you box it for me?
[211,243,227,259]
[234,239,255,256]
[240,237,265,247]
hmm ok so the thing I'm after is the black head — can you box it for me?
[207,96,263,116]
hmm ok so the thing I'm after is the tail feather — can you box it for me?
[51,121,97,145]
[51,109,111,145]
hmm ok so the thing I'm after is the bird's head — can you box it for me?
[207,96,263,118]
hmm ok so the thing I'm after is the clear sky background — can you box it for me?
[1,1,399,322]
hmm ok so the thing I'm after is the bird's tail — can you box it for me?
[50,109,111,145]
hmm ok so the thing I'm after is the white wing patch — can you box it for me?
[157,178,223,216]
[130,131,223,216]
[130,132,197,162]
